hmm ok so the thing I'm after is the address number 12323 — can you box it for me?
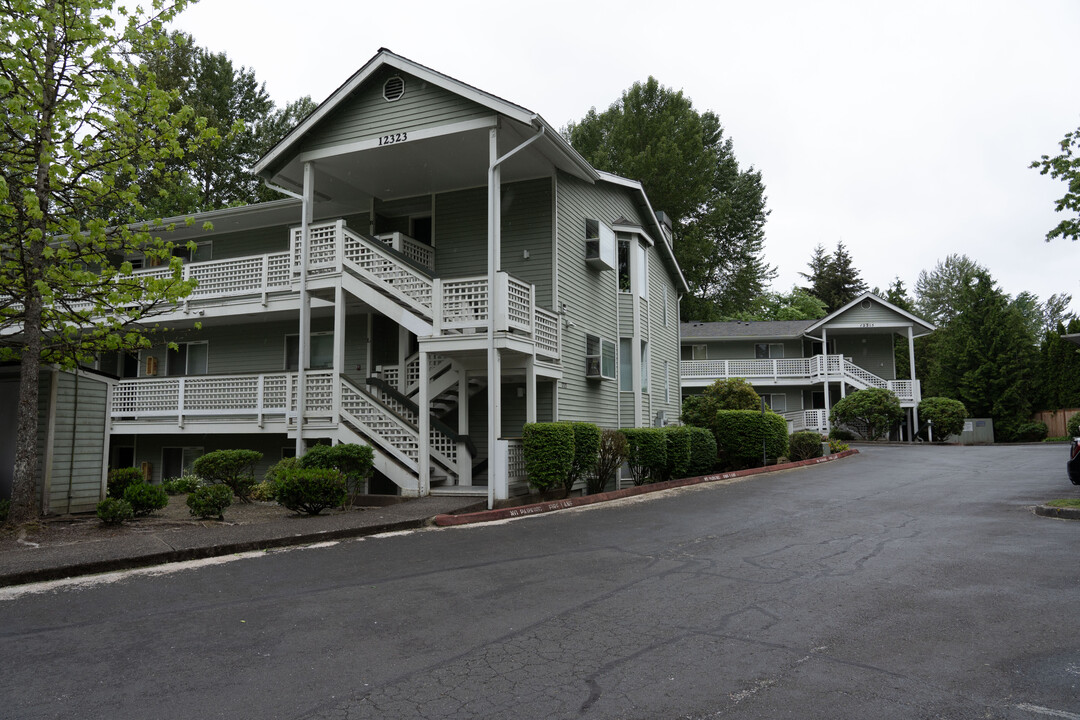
[378,132,408,146]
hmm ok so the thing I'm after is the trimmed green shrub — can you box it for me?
[193,449,262,502]
[918,397,968,439]
[659,426,692,481]
[186,484,233,519]
[788,431,824,461]
[249,481,277,502]
[562,423,601,494]
[681,379,762,428]
[712,410,788,469]
[687,426,717,476]
[523,422,574,492]
[828,428,855,441]
[275,467,347,515]
[1012,421,1048,442]
[97,497,133,525]
[591,429,627,495]
[123,482,169,517]
[622,428,667,485]
[107,467,144,499]
[829,440,850,453]
[298,443,374,498]
[1067,412,1080,438]
[162,475,202,495]
[830,388,903,441]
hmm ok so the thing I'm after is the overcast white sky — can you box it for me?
[174,0,1080,311]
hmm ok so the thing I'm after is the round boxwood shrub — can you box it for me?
[621,428,667,485]
[1067,412,1080,438]
[107,467,144,499]
[788,431,824,461]
[523,422,574,492]
[830,388,903,441]
[298,443,374,497]
[186,484,233,519]
[659,426,692,481]
[687,426,717,476]
[918,397,968,439]
[1011,421,1049,443]
[712,410,788,469]
[193,449,262,503]
[682,379,762,428]
[275,467,347,515]
[97,497,134,525]
[123,482,169,517]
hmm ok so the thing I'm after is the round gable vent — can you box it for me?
[861,299,872,310]
[383,76,405,102]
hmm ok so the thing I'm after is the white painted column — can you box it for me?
[487,127,505,507]
[458,368,471,486]
[525,356,537,423]
[908,325,919,440]
[295,161,314,458]
[418,348,430,496]
[822,328,831,434]
[333,284,345,426]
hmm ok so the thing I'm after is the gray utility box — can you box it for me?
[945,418,995,445]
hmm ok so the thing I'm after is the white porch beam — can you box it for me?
[909,326,919,440]
[295,161,314,458]
[822,328,831,435]
[418,349,430,496]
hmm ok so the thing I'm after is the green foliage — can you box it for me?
[918,397,969,438]
[591,429,627,495]
[0,0,206,525]
[563,423,601,494]
[659,426,692,482]
[1036,319,1080,410]
[566,77,773,320]
[682,379,761,428]
[915,254,987,325]
[730,287,827,322]
[299,443,374,498]
[687,427,718,476]
[829,440,850,453]
[107,467,145,499]
[1068,412,1080,438]
[711,411,788,469]
[122,482,169,517]
[523,423,574,492]
[922,273,1037,438]
[161,475,202,495]
[186,484,233,519]
[830,388,904,441]
[97,498,134,525]
[788,431,825,461]
[1031,122,1080,242]
[799,241,867,313]
[1009,421,1048,443]
[1047,498,1080,508]
[275,467,347,515]
[192,449,262,503]
[621,428,668,485]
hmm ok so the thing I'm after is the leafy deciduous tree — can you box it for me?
[1,0,207,524]
[1031,123,1080,242]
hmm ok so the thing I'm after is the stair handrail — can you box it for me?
[365,375,477,457]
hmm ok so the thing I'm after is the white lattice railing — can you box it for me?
[111,371,332,425]
[129,251,293,303]
[506,438,527,483]
[534,307,560,358]
[291,222,340,277]
[439,275,488,330]
[340,380,419,469]
[784,409,829,432]
[504,275,533,334]
[886,379,920,403]
[375,231,435,270]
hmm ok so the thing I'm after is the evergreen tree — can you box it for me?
[1035,318,1080,411]
[924,273,1038,440]
[731,287,827,321]
[799,241,867,312]
[566,78,774,320]
[914,254,986,325]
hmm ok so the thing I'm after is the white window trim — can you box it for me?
[167,341,208,376]
[285,331,334,371]
[692,344,708,360]
[586,333,616,380]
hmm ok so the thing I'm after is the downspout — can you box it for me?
[487,119,546,510]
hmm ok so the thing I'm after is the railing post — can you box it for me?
[495,272,509,333]
[261,255,269,306]
[335,219,345,271]
[529,284,536,337]
[432,278,443,336]
[256,374,265,428]
[177,377,185,429]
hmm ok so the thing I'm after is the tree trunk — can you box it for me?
[9,296,44,524]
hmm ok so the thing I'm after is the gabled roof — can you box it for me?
[252,48,598,183]
[681,320,816,340]
[805,291,936,337]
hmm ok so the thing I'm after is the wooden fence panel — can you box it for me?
[1032,409,1080,437]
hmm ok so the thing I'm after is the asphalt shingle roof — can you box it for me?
[680,320,816,340]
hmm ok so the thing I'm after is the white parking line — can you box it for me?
[1017,704,1080,719]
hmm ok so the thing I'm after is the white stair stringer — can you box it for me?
[338,269,433,338]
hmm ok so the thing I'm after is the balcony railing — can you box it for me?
[682,354,920,403]
[784,409,829,433]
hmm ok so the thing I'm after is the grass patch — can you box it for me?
[1044,436,1071,443]
[1046,498,1080,508]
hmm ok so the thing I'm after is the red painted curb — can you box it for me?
[433,449,860,526]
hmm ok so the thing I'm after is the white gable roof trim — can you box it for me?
[805,291,937,336]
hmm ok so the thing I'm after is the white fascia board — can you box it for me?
[805,290,937,335]
[598,171,690,293]
[296,116,499,164]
